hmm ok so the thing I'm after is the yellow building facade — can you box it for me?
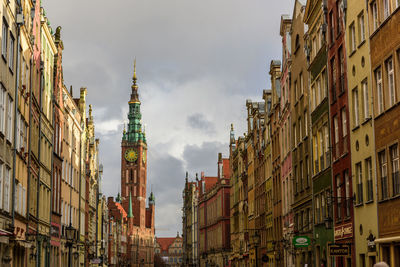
[345,1,378,266]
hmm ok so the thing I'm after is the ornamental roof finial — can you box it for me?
[133,58,137,86]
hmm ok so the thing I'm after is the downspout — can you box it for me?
[11,3,22,230]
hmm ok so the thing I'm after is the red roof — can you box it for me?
[156,237,176,252]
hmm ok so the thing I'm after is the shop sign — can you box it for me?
[293,236,310,247]
[51,225,60,238]
[334,223,353,240]
[328,244,350,256]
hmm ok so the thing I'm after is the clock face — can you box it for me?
[125,149,138,162]
[142,150,147,164]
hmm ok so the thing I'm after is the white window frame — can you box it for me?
[0,163,3,210]
[342,108,347,137]
[362,79,370,119]
[350,22,356,52]
[358,13,365,43]
[376,67,384,113]
[353,88,359,127]
[383,0,390,20]
[6,95,13,141]
[372,1,379,31]
[1,21,7,58]
[0,86,5,133]
[8,34,14,70]
[4,166,10,212]
[387,57,396,107]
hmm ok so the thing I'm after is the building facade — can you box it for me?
[368,0,400,265]
[155,235,183,266]
[182,173,199,267]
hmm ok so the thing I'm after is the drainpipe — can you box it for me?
[11,2,23,231]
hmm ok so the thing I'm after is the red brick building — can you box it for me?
[107,63,155,267]
[327,0,354,265]
[199,154,231,267]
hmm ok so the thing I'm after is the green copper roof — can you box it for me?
[149,191,155,205]
[124,62,146,144]
[128,191,133,218]
[116,192,121,203]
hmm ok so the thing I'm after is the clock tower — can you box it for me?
[121,60,149,228]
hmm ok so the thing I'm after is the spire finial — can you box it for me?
[133,58,137,85]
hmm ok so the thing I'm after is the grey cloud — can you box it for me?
[183,141,229,177]
[187,113,216,133]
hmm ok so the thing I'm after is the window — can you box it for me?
[344,170,350,217]
[339,48,345,93]
[4,166,10,212]
[386,57,396,107]
[304,110,308,136]
[376,67,384,113]
[390,144,399,196]
[324,125,330,166]
[300,72,304,95]
[337,0,343,34]
[0,85,5,133]
[6,95,13,141]
[9,34,14,70]
[312,85,316,110]
[379,150,388,199]
[315,195,320,224]
[331,57,337,101]
[294,80,298,101]
[306,156,310,187]
[342,108,348,153]
[336,175,341,220]
[383,0,390,20]
[349,22,356,52]
[356,162,363,204]
[1,20,7,58]
[353,88,360,127]
[358,12,365,43]
[317,77,321,105]
[329,11,334,44]
[293,123,297,146]
[321,193,326,222]
[334,116,339,159]
[319,129,324,170]
[366,158,373,202]
[322,70,327,99]
[371,1,379,31]
[362,79,370,119]
[0,163,2,210]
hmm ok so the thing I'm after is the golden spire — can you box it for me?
[133,58,137,86]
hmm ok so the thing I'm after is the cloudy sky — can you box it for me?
[44,0,294,237]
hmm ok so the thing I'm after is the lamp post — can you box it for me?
[251,231,261,267]
[66,225,76,267]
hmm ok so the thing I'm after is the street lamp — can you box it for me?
[251,231,261,267]
[66,225,76,267]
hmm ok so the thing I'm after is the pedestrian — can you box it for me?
[373,262,389,267]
